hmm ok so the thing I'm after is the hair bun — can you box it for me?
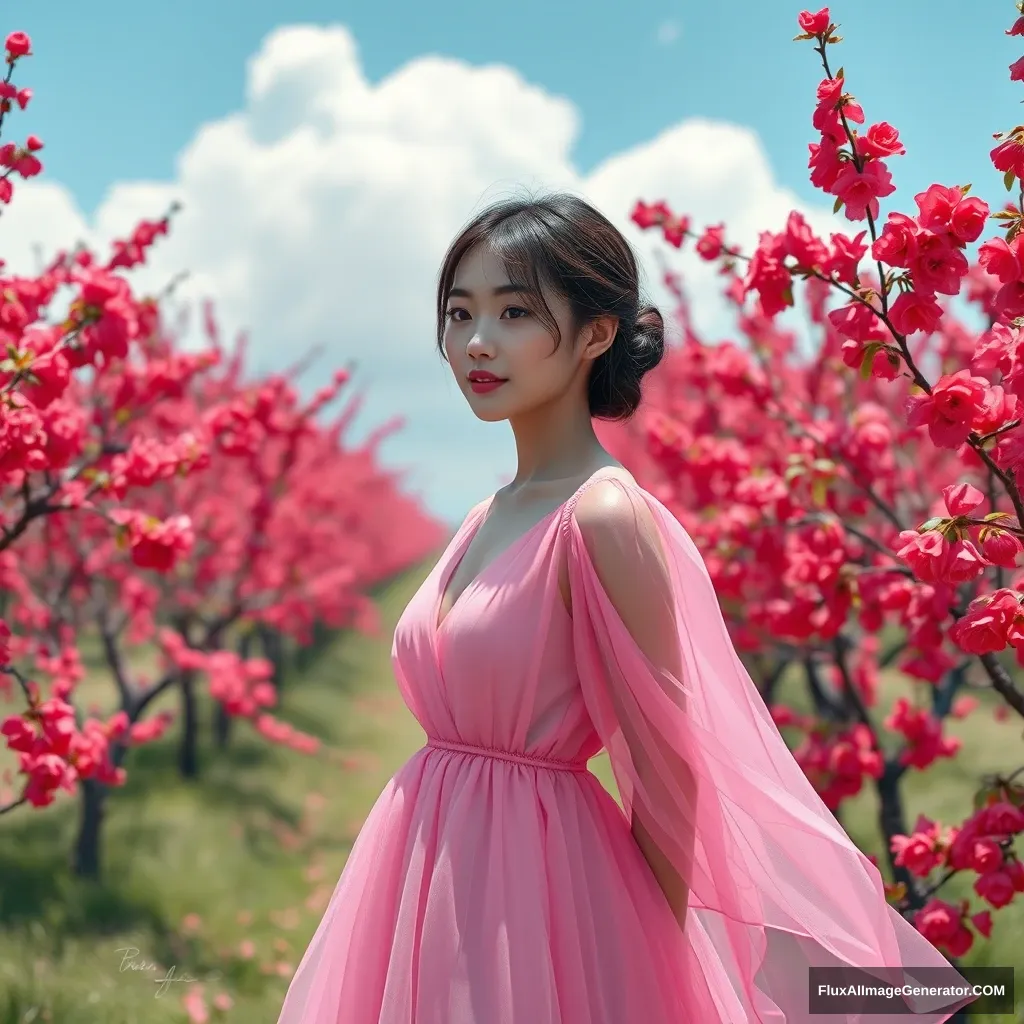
[630,305,665,374]
[586,302,666,421]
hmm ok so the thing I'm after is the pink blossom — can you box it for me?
[895,530,951,582]
[976,800,1024,836]
[977,237,1024,284]
[992,133,1024,180]
[872,212,918,267]
[832,160,896,221]
[856,122,905,159]
[981,529,1022,568]
[4,32,31,58]
[908,230,970,296]
[914,899,973,956]
[695,224,726,261]
[949,590,1020,653]
[808,136,843,190]
[797,8,830,34]
[950,196,990,243]
[914,184,963,228]
[975,870,1016,909]
[824,230,867,283]
[889,291,943,336]
[891,832,941,876]
[942,481,985,515]
[972,910,993,938]
[782,211,829,268]
[905,369,990,448]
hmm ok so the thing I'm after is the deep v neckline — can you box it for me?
[434,500,558,636]
[433,466,621,637]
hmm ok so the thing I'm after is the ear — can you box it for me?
[578,315,618,363]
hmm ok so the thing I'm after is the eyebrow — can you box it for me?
[446,283,535,299]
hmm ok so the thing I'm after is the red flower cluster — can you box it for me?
[895,483,1021,589]
[897,803,1024,954]
[0,695,127,808]
[0,32,38,205]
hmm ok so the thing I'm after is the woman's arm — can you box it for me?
[569,481,695,930]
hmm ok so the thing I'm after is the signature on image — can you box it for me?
[115,946,221,998]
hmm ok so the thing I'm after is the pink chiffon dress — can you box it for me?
[276,466,969,1023]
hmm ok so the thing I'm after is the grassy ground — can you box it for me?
[0,560,1021,1021]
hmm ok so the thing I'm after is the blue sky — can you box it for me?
[22,0,1019,218]
[7,0,1024,522]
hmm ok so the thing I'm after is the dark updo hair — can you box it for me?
[436,189,665,420]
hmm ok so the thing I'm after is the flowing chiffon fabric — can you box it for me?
[277,467,968,1023]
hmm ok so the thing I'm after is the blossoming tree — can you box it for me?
[604,4,1024,959]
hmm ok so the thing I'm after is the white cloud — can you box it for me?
[1,23,839,524]
[656,20,681,45]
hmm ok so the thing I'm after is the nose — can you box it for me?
[466,327,496,359]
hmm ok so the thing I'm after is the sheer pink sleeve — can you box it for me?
[563,477,972,1022]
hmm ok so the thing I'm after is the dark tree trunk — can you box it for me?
[214,701,232,748]
[73,776,106,878]
[259,624,286,690]
[178,669,200,778]
[873,756,926,926]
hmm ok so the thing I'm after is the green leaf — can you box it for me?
[920,516,946,532]
[1006,169,1017,192]
[810,478,829,507]
[833,196,844,214]
[836,66,844,79]
[973,785,999,811]
[958,183,972,195]
[859,341,882,378]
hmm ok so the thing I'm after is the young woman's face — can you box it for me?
[442,243,589,423]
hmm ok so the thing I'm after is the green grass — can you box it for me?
[0,564,1021,1021]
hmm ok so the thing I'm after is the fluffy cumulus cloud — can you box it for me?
[3,24,839,523]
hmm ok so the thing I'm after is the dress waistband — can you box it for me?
[425,737,589,773]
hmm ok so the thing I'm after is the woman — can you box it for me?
[277,191,970,1022]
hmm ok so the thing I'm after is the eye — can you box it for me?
[444,306,530,323]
